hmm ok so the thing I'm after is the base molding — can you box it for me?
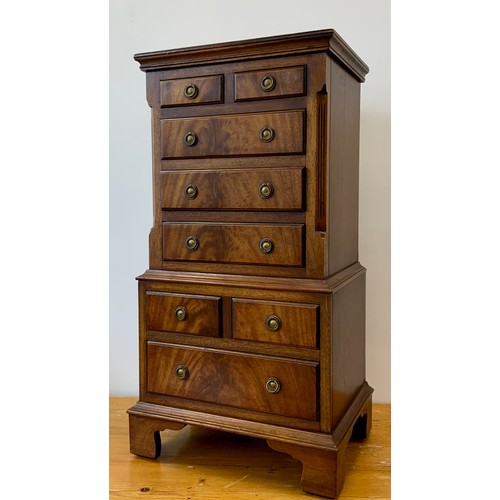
[127,382,373,498]
[267,393,373,497]
[267,439,349,498]
[136,262,366,295]
[128,414,185,459]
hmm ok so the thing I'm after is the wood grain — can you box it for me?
[111,397,390,499]
[160,74,223,107]
[134,29,369,82]
[145,291,221,337]
[232,297,318,348]
[145,330,321,361]
[234,65,306,101]
[315,85,328,231]
[327,57,361,275]
[129,414,185,459]
[146,342,318,420]
[162,222,304,267]
[137,262,366,295]
[160,167,304,211]
[267,438,349,498]
[129,384,369,451]
[331,273,366,427]
[159,95,309,120]
[131,31,372,498]
[146,53,330,279]
[160,110,305,159]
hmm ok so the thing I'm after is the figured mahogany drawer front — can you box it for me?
[234,65,306,102]
[232,298,318,348]
[160,75,223,107]
[160,110,305,159]
[146,292,221,337]
[147,342,318,420]
[160,167,304,211]
[162,222,304,267]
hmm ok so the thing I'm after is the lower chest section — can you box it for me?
[137,270,366,433]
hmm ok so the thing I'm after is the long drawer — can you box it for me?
[146,342,318,420]
[160,167,304,211]
[160,110,305,159]
[162,222,304,266]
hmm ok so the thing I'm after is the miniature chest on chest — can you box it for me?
[128,29,373,498]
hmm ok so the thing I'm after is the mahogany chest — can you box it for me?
[128,29,373,498]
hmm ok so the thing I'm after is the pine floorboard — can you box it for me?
[110,397,390,499]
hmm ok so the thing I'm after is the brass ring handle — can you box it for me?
[259,183,274,199]
[184,184,198,199]
[261,75,276,92]
[259,127,275,143]
[265,315,281,332]
[259,238,274,254]
[185,236,199,251]
[184,132,198,146]
[175,364,189,380]
[184,83,199,99]
[175,306,187,321]
[265,377,281,394]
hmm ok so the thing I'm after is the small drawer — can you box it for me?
[145,291,221,337]
[161,167,304,211]
[232,298,318,348]
[147,342,318,420]
[234,65,306,102]
[160,75,223,107]
[160,110,305,159]
[162,222,304,267]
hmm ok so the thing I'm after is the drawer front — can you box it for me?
[160,110,305,159]
[147,342,318,420]
[162,222,304,267]
[146,292,221,337]
[160,167,304,211]
[234,65,306,102]
[232,298,318,348]
[160,75,223,107]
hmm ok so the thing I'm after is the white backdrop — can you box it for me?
[109,0,391,402]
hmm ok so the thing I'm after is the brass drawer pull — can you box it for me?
[265,377,281,394]
[184,83,199,99]
[175,364,189,380]
[184,132,198,146]
[184,184,198,199]
[259,183,274,199]
[185,236,199,251]
[265,315,281,332]
[259,238,274,254]
[175,305,188,321]
[261,75,276,92]
[259,126,275,143]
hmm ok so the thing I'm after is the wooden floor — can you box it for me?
[110,398,390,499]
